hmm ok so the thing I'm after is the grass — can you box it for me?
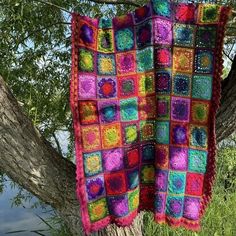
[143,147,236,236]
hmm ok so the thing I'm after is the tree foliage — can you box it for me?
[0,0,235,156]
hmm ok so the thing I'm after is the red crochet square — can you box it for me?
[124,147,140,168]
[104,171,127,195]
[175,4,196,23]
[186,173,204,196]
[140,185,155,210]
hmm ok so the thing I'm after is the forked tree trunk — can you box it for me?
[0,56,235,236]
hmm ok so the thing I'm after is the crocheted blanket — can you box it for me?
[70,0,231,235]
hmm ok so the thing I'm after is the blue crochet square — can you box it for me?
[166,196,184,218]
[173,73,191,96]
[195,50,214,74]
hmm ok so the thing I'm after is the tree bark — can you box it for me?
[0,56,235,236]
[216,54,236,143]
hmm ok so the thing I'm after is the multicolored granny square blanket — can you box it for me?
[70,0,231,235]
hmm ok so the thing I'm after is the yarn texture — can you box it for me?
[70,0,231,235]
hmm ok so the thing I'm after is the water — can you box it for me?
[0,180,50,236]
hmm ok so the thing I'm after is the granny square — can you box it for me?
[175,3,196,23]
[115,27,135,52]
[102,148,124,172]
[173,47,194,73]
[127,168,139,190]
[122,122,139,145]
[79,101,98,125]
[138,72,155,96]
[140,120,156,141]
[128,188,140,211]
[141,164,155,184]
[172,73,191,97]
[71,2,231,234]
[139,96,157,120]
[154,18,172,45]
[188,149,207,173]
[86,175,106,201]
[78,48,95,72]
[116,51,136,75]
[195,50,214,74]
[168,171,186,194]
[196,26,217,48]
[104,171,127,195]
[88,198,109,222]
[83,151,103,177]
[190,125,208,149]
[136,20,153,49]
[124,147,140,169]
[155,145,169,169]
[97,53,116,75]
[155,47,172,68]
[183,197,201,220]
[169,147,188,171]
[101,123,122,149]
[171,122,189,145]
[192,75,213,100]
[98,100,119,124]
[157,96,170,120]
[173,23,195,47]
[118,75,137,98]
[137,47,154,72]
[156,70,171,94]
[81,125,101,151]
[97,77,117,98]
[191,100,210,124]
[171,97,190,122]
[166,196,184,218]
[155,169,168,192]
[120,97,138,121]
[97,29,114,53]
[78,74,96,99]
[107,194,129,217]
[152,0,171,18]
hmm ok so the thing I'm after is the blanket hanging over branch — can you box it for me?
[70,0,231,235]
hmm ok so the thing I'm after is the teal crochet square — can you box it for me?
[115,27,134,52]
[156,121,170,144]
[192,75,213,100]
[152,0,171,18]
[190,125,208,149]
[99,18,112,28]
[120,98,138,121]
[137,47,154,72]
[188,149,207,173]
[166,196,184,218]
[168,171,186,194]
[174,24,195,47]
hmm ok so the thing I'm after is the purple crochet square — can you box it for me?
[155,193,166,214]
[183,197,201,220]
[78,74,96,99]
[154,18,172,45]
[97,77,117,98]
[170,147,188,171]
[86,175,105,201]
[102,148,124,172]
[171,97,190,122]
[107,194,129,217]
[98,100,120,124]
[155,169,168,192]
[171,123,188,145]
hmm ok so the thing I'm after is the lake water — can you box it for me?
[0,180,50,236]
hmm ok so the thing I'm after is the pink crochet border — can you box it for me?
[69,5,232,236]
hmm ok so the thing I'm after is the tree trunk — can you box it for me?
[216,54,236,143]
[0,54,235,236]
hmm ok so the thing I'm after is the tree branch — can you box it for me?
[89,0,142,7]
[33,0,72,14]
